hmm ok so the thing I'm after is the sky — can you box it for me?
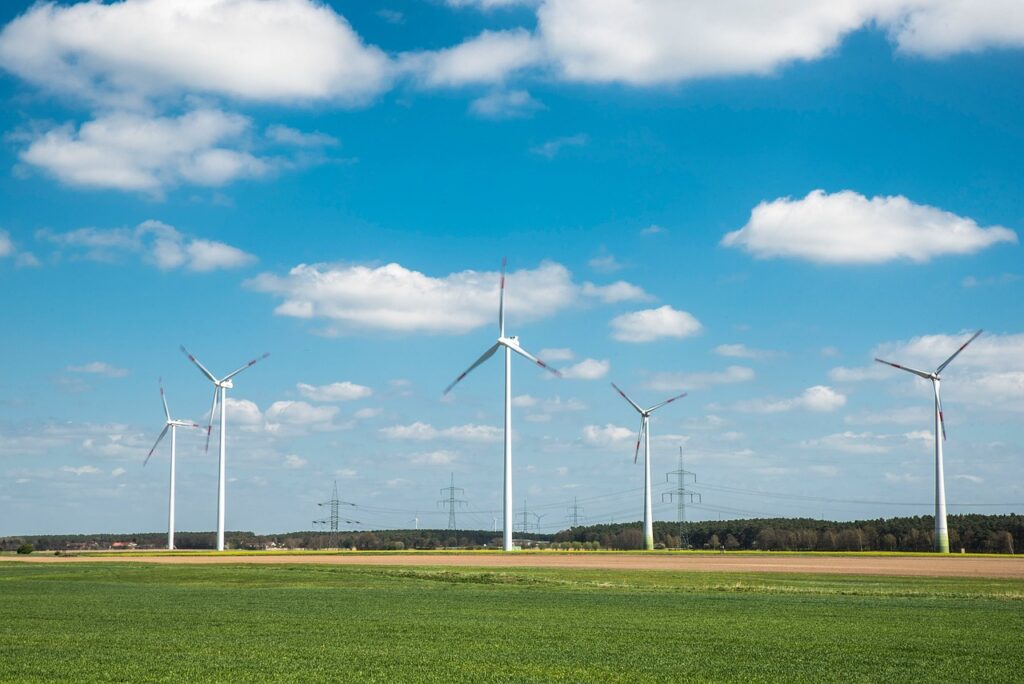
[0,0,1021,537]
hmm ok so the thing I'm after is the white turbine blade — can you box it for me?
[936,330,982,374]
[204,388,220,454]
[874,358,933,380]
[498,256,507,337]
[223,352,271,382]
[633,417,646,464]
[610,382,643,415]
[180,345,217,383]
[508,342,561,378]
[936,383,947,441]
[647,392,688,414]
[159,379,171,421]
[145,425,170,466]
[444,343,501,395]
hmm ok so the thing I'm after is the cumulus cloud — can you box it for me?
[610,305,702,343]
[61,465,100,476]
[469,89,544,119]
[410,449,457,465]
[734,385,847,413]
[801,431,893,455]
[581,281,652,304]
[380,422,501,442]
[714,344,775,359]
[297,381,373,402]
[265,401,339,430]
[248,260,642,335]
[265,125,338,148]
[539,348,574,362]
[581,423,634,447]
[646,365,754,391]
[67,361,128,378]
[560,358,610,380]
[284,454,308,469]
[722,189,1017,264]
[0,0,391,106]
[0,229,13,258]
[405,29,542,87]
[38,220,255,272]
[20,109,273,193]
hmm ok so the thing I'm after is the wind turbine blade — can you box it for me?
[936,383,947,441]
[936,330,982,374]
[874,358,933,380]
[610,382,643,414]
[444,342,501,395]
[647,392,688,413]
[145,425,170,466]
[223,352,271,382]
[508,342,561,377]
[180,345,217,383]
[159,379,171,421]
[499,257,507,337]
[633,417,646,464]
[204,388,220,454]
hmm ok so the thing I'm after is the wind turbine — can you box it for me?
[443,258,562,551]
[180,345,269,551]
[875,330,982,554]
[144,381,200,551]
[610,382,687,550]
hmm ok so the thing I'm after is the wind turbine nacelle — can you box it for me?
[218,380,234,389]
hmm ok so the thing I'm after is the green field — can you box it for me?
[2,562,1022,682]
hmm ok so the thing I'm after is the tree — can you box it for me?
[16,544,33,555]
[707,533,721,550]
[724,534,740,551]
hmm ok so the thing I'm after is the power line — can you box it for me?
[566,496,585,528]
[663,447,700,548]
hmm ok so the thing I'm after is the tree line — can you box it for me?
[2,514,1018,553]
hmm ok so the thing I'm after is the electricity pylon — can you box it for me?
[663,448,699,548]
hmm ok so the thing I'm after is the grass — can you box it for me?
[1,562,1022,682]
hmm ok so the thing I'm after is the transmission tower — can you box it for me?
[517,499,544,534]
[314,480,358,549]
[663,447,700,548]
[565,496,585,527]
[437,473,467,532]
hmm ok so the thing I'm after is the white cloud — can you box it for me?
[248,260,640,335]
[884,0,1024,57]
[0,229,13,257]
[530,133,588,159]
[954,473,984,484]
[67,361,128,378]
[469,89,544,119]
[808,465,839,477]
[829,365,891,382]
[713,344,775,359]
[539,348,574,362]
[353,407,381,420]
[845,406,930,426]
[581,423,634,447]
[297,381,373,402]
[335,468,358,479]
[0,0,391,106]
[61,465,100,476]
[560,358,609,380]
[265,125,338,148]
[446,0,538,8]
[962,273,1021,288]
[610,305,702,343]
[581,281,652,303]
[219,398,265,427]
[885,472,922,484]
[801,431,892,454]
[640,225,666,236]
[265,401,339,428]
[20,109,272,193]
[588,254,623,273]
[284,454,308,469]
[647,365,754,391]
[722,189,1017,264]
[411,450,457,465]
[734,385,846,413]
[38,220,255,272]
[406,29,541,87]
[380,422,501,442]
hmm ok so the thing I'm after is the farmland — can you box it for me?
[2,560,1022,682]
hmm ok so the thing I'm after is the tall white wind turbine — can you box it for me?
[610,382,687,551]
[144,381,200,551]
[875,330,982,553]
[181,345,269,551]
[443,258,562,551]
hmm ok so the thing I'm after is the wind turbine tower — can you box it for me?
[611,382,687,550]
[875,330,982,553]
[181,345,269,551]
[144,381,200,550]
[444,258,562,551]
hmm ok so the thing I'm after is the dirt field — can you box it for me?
[6,552,1023,579]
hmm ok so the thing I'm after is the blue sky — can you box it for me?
[0,0,1021,536]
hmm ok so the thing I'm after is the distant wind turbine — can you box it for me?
[875,330,982,553]
[444,258,562,551]
[144,380,200,551]
[181,345,269,551]
[611,382,687,550]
